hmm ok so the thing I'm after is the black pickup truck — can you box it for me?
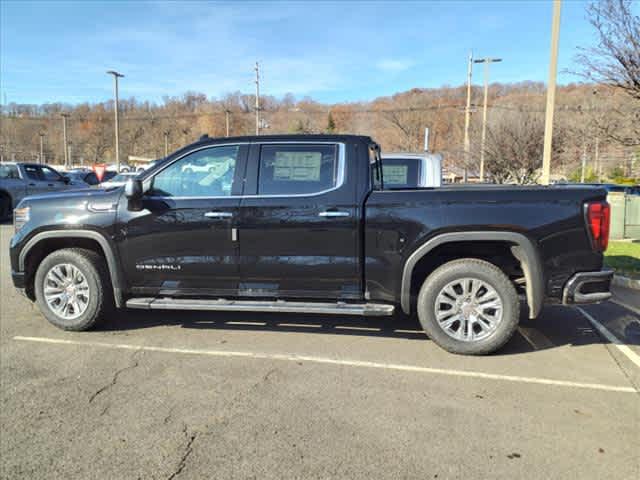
[10,134,613,355]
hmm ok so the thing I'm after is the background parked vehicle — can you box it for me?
[381,153,442,188]
[64,169,118,186]
[97,171,139,188]
[106,163,134,173]
[0,162,85,220]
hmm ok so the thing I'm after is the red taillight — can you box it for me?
[586,201,610,252]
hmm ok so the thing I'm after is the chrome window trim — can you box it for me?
[146,141,346,201]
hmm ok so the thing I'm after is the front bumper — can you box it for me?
[562,269,613,304]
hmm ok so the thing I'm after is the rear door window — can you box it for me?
[257,144,339,195]
[23,165,42,181]
[41,166,63,182]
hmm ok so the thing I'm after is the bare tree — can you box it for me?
[575,0,640,99]
[482,110,565,184]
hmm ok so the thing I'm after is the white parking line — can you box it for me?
[226,321,267,326]
[13,335,636,394]
[611,298,640,316]
[277,323,322,329]
[576,307,640,369]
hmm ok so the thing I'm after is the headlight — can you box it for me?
[13,206,30,232]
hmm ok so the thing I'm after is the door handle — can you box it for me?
[318,210,350,218]
[28,183,36,187]
[204,211,233,219]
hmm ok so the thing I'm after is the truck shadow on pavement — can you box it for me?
[96,302,632,356]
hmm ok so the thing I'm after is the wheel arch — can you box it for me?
[401,231,544,319]
[0,188,12,205]
[19,230,124,307]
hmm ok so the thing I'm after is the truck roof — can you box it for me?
[189,133,374,146]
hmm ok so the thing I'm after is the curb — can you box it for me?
[612,274,640,291]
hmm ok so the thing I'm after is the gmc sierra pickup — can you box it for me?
[10,134,613,355]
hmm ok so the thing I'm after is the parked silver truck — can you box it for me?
[0,163,85,220]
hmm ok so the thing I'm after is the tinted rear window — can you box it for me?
[382,158,420,188]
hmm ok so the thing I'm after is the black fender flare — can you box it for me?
[18,230,124,307]
[400,231,544,319]
[0,189,12,205]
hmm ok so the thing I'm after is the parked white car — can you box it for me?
[98,172,139,188]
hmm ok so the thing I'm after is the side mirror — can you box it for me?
[124,178,143,199]
[124,178,144,211]
[62,176,71,184]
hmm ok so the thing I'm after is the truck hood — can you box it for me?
[20,187,120,203]
[17,187,123,224]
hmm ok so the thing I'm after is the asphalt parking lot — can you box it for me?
[1,223,638,479]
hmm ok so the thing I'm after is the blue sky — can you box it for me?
[1,0,598,105]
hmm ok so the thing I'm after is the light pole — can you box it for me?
[463,51,473,182]
[106,70,124,172]
[254,62,261,135]
[60,113,69,168]
[39,132,45,164]
[541,0,562,185]
[67,141,73,168]
[225,109,231,137]
[473,57,502,182]
[163,131,170,157]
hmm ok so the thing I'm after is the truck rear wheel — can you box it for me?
[34,248,113,331]
[416,258,519,355]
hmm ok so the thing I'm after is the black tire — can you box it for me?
[0,193,11,221]
[416,258,520,355]
[34,248,114,331]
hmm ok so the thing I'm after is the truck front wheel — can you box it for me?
[34,248,113,331]
[416,258,520,355]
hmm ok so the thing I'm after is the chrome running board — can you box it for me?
[126,297,395,316]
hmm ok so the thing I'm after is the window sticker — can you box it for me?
[383,165,409,184]
[273,151,322,181]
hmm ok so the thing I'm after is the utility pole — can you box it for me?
[463,51,473,183]
[473,57,502,182]
[67,141,73,168]
[225,109,231,137]
[595,136,600,182]
[60,113,69,168]
[163,131,169,157]
[541,0,562,185]
[580,142,587,183]
[106,70,124,172]
[254,62,260,135]
[39,132,45,164]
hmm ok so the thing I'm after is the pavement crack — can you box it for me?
[163,405,176,425]
[263,368,278,382]
[88,349,142,404]
[167,426,197,480]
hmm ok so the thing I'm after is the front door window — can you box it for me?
[152,146,239,197]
